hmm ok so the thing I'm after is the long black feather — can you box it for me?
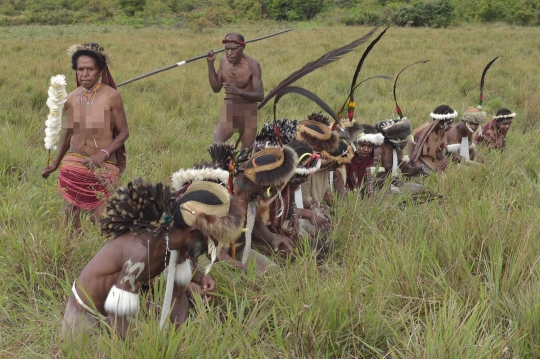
[478,56,499,109]
[258,28,378,110]
[393,60,429,119]
[336,75,391,119]
[273,86,340,124]
[337,27,389,118]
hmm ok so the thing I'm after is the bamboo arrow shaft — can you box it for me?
[117,29,294,87]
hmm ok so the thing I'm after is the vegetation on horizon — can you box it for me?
[1,0,539,28]
[1,24,540,357]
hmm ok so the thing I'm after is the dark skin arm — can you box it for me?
[41,129,72,178]
[207,50,223,93]
[252,218,295,255]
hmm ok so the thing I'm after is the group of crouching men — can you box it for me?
[63,102,514,347]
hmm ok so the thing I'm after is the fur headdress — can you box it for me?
[68,43,112,69]
[493,107,516,121]
[178,181,246,248]
[296,119,340,152]
[321,140,354,165]
[376,118,412,140]
[171,166,230,192]
[284,140,321,176]
[461,107,487,124]
[100,178,175,238]
[243,146,297,186]
[338,121,364,143]
[352,124,385,146]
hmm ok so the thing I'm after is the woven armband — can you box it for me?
[104,285,140,316]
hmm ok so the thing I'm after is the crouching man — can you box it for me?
[62,178,245,343]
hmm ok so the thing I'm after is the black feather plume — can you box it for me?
[258,28,378,110]
[393,60,429,119]
[478,56,499,109]
[273,86,340,124]
[337,27,389,118]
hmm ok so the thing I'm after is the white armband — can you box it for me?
[104,285,140,316]
[175,259,193,287]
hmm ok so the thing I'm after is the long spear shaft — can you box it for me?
[117,29,294,87]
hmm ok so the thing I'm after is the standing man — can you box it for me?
[41,43,129,232]
[207,33,264,149]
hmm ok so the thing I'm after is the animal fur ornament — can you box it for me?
[171,167,229,191]
[100,178,175,238]
[44,75,68,161]
[243,146,298,186]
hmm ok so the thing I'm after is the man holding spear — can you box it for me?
[207,33,264,149]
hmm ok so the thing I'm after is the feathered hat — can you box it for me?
[100,178,176,238]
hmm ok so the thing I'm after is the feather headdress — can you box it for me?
[44,75,67,154]
[337,27,390,122]
[100,178,175,238]
[478,56,499,110]
[67,43,112,67]
[258,28,378,110]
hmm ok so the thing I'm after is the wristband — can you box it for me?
[100,149,110,157]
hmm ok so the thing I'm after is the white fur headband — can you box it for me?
[493,112,516,120]
[430,110,458,120]
[354,133,385,146]
[171,168,229,190]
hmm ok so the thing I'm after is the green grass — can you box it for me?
[1,23,540,358]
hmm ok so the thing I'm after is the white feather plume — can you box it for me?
[44,75,67,151]
[171,168,229,190]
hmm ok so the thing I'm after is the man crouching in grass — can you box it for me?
[62,178,245,347]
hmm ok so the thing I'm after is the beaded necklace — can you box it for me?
[81,82,101,104]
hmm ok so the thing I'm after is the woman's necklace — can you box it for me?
[81,82,101,104]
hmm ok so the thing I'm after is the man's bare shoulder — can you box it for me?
[245,55,261,70]
[101,231,152,262]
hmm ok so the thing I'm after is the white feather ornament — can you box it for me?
[44,74,67,154]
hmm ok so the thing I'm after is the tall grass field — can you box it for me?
[1,23,540,358]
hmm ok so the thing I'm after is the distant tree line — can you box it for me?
[1,0,539,27]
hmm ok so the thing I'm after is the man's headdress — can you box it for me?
[287,140,322,176]
[256,119,299,148]
[171,166,230,194]
[321,140,354,165]
[461,107,487,124]
[352,124,384,146]
[493,107,516,122]
[100,178,175,238]
[338,121,364,144]
[429,105,458,121]
[242,146,298,187]
[376,118,412,140]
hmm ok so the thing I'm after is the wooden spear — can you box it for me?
[117,29,294,87]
